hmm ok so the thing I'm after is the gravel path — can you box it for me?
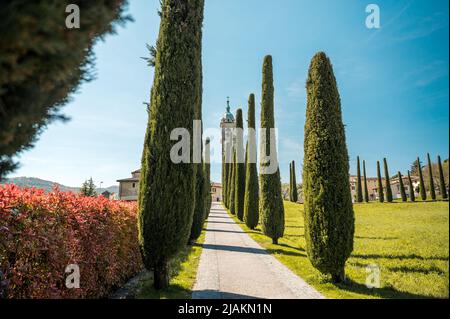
[192,203,325,299]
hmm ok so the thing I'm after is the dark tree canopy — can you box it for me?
[0,0,131,178]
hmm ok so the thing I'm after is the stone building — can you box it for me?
[117,169,140,201]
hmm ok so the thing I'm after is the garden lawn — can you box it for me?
[136,232,205,299]
[231,201,449,299]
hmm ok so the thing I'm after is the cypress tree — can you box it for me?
[244,93,259,229]
[417,157,427,200]
[291,161,298,203]
[259,55,285,245]
[363,160,369,202]
[356,156,363,203]
[303,52,354,282]
[289,162,293,202]
[408,170,415,202]
[226,151,233,209]
[138,0,204,289]
[222,153,227,207]
[377,161,384,203]
[384,158,393,202]
[204,137,212,221]
[427,153,436,200]
[229,150,236,215]
[234,109,246,221]
[437,155,448,200]
[398,172,407,202]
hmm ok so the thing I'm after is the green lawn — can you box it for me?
[136,232,205,299]
[230,201,449,299]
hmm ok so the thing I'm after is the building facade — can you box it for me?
[117,169,140,201]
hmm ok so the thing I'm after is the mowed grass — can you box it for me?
[136,231,205,299]
[230,201,449,299]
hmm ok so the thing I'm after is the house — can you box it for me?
[389,175,420,199]
[117,169,140,201]
[349,175,379,202]
[211,182,222,202]
[117,169,222,202]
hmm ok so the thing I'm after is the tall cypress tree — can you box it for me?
[377,161,384,203]
[204,137,212,221]
[226,150,233,209]
[427,153,436,200]
[363,160,369,202]
[417,157,427,200]
[356,156,363,203]
[244,93,260,229]
[408,170,415,202]
[234,109,246,221]
[222,151,228,207]
[229,150,236,215]
[259,55,285,245]
[384,158,393,202]
[138,0,204,289]
[303,52,354,283]
[398,172,407,202]
[289,162,293,202]
[291,161,298,203]
[437,155,448,200]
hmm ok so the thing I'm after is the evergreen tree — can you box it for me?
[222,153,227,207]
[227,150,234,209]
[138,0,204,289]
[408,170,415,202]
[204,137,212,221]
[427,153,436,200]
[303,52,354,282]
[0,1,131,179]
[363,160,369,202]
[259,55,285,245]
[384,158,393,202]
[244,93,259,229]
[81,177,97,197]
[234,109,246,221]
[229,150,236,215]
[437,155,448,200]
[289,162,293,202]
[398,172,407,202]
[356,156,363,203]
[377,161,384,203]
[291,161,298,203]
[417,157,427,200]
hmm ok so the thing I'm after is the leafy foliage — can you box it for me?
[356,156,363,203]
[80,177,97,197]
[398,172,407,202]
[407,171,415,202]
[0,0,132,179]
[383,158,393,202]
[302,52,354,282]
[437,155,448,200]
[377,161,384,203]
[417,157,427,200]
[427,153,436,200]
[259,55,285,245]
[363,160,369,202]
[0,184,142,299]
[234,109,245,221]
[243,94,259,229]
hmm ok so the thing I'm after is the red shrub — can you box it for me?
[0,184,143,298]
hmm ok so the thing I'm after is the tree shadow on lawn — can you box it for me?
[354,236,398,240]
[333,279,435,299]
[352,253,448,261]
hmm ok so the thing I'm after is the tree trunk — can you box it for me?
[272,238,278,245]
[331,268,346,283]
[153,260,169,289]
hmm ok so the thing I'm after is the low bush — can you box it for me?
[0,184,142,298]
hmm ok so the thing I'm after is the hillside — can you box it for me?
[1,177,119,194]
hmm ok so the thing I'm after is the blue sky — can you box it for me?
[10,0,449,187]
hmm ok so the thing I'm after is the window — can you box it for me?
[132,183,136,188]
[212,188,216,192]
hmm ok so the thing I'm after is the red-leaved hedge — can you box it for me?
[0,184,142,299]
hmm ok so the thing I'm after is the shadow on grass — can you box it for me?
[333,279,435,299]
[355,236,398,240]
[203,228,261,236]
[352,253,449,261]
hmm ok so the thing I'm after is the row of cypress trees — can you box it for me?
[356,154,447,203]
[138,0,211,290]
[222,55,285,244]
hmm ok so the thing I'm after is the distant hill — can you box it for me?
[1,177,119,195]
